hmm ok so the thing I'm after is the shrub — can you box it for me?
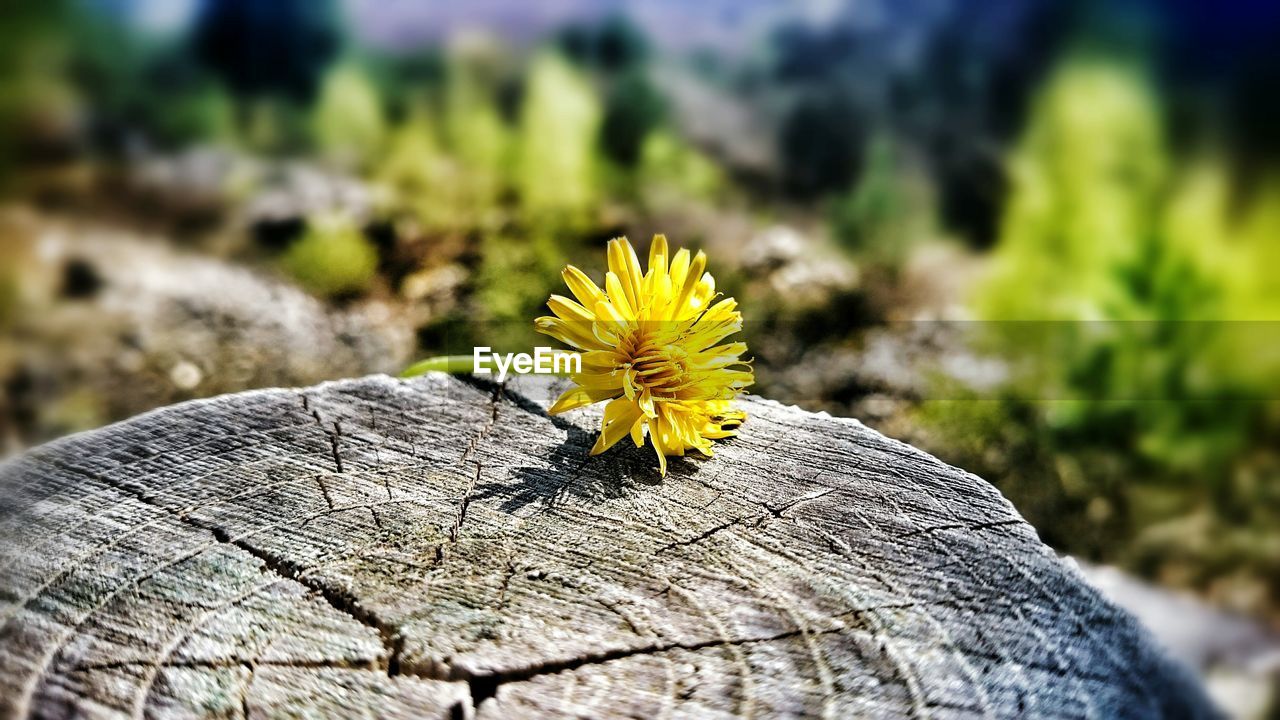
[281,218,378,298]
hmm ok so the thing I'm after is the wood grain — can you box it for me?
[0,373,1217,718]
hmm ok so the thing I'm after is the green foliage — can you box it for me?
[376,99,445,189]
[636,131,724,203]
[0,1,77,183]
[442,37,512,208]
[601,70,665,166]
[970,58,1251,469]
[377,100,507,232]
[515,52,602,221]
[559,15,650,72]
[1226,177,1280,321]
[371,40,514,232]
[929,55,1280,610]
[357,49,447,129]
[241,97,312,155]
[7,4,233,154]
[152,80,236,147]
[976,58,1167,321]
[281,218,379,297]
[778,91,864,198]
[312,62,387,168]
[829,134,934,267]
[472,233,565,352]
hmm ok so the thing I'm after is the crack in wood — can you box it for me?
[308,407,345,474]
[208,528,404,678]
[241,659,256,720]
[762,487,839,518]
[448,619,862,711]
[459,381,502,464]
[64,468,407,683]
[897,518,1025,539]
[495,553,518,611]
[653,514,765,554]
[314,474,335,511]
[328,421,345,474]
[443,380,503,549]
[449,461,482,544]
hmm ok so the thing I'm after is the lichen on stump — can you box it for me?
[0,374,1216,718]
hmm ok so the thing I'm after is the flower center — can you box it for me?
[621,330,688,395]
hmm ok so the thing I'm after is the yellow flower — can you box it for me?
[535,235,753,475]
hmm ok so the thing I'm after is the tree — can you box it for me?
[191,0,339,103]
[514,52,602,220]
[312,62,386,169]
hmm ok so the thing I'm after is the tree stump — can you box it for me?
[0,373,1216,718]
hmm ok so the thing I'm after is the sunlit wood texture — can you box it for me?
[0,374,1215,718]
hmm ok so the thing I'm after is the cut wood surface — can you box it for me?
[0,373,1215,718]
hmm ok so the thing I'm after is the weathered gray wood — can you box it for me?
[0,373,1216,718]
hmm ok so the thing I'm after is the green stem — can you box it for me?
[400,355,476,378]
[400,353,578,378]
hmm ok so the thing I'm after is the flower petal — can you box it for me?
[548,386,616,414]
[562,265,605,307]
[591,398,644,455]
[607,237,643,309]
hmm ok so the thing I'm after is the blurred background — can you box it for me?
[1,0,1278,713]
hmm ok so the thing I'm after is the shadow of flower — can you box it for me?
[460,376,701,512]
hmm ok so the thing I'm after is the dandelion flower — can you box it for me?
[535,235,753,475]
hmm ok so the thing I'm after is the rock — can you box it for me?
[741,226,858,306]
[0,214,414,450]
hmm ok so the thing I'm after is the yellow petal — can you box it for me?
[650,417,669,476]
[668,248,691,288]
[572,370,626,390]
[593,296,629,326]
[591,398,644,455]
[580,350,621,367]
[672,251,707,316]
[548,386,616,414]
[648,234,669,275]
[622,367,637,401]
[535,316,608,350]
[562,265,605,307]
[638,388,656,418]
[607,238,643,309]
[604,272,636,321]
[547,295,594,323]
